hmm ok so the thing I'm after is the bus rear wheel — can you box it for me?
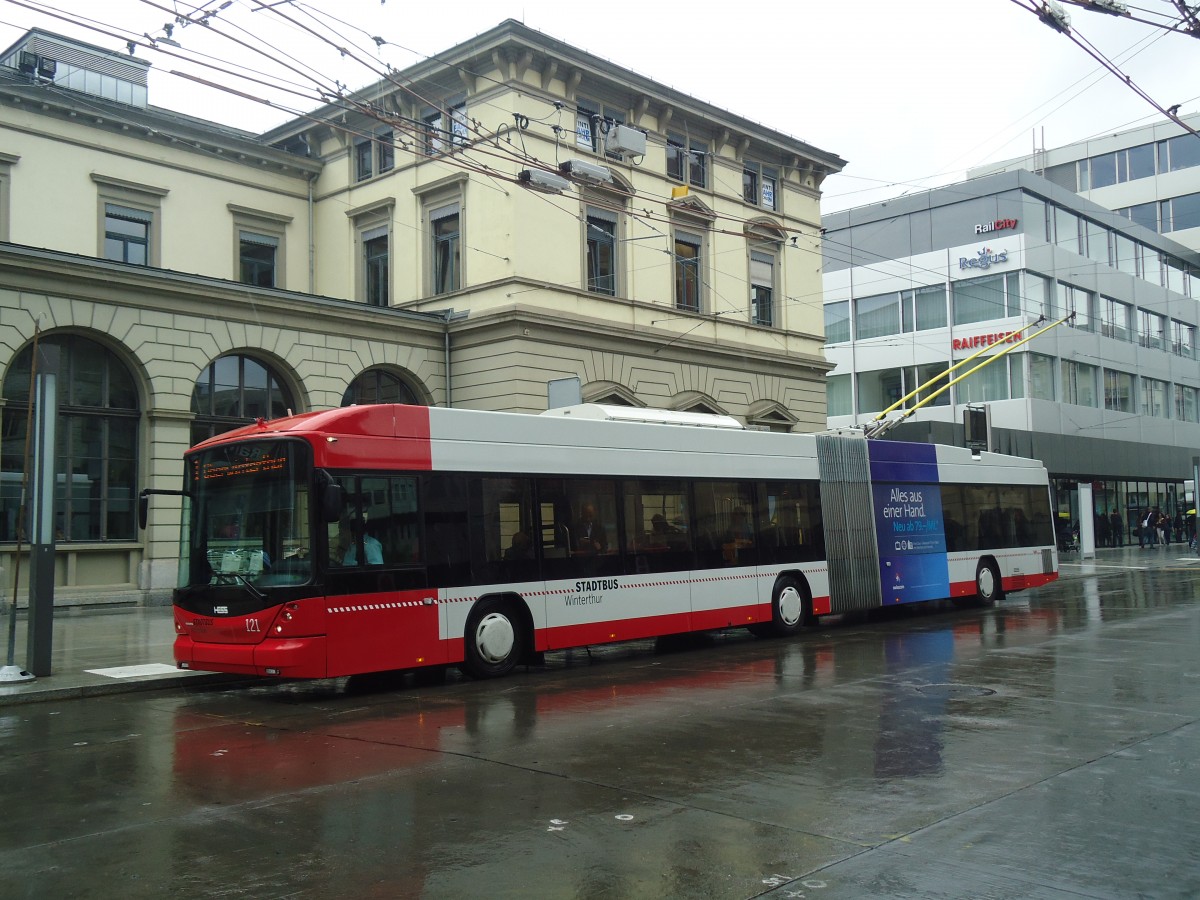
[461,600,524,679]
[975,559,1004,605]
[751,576,810,638]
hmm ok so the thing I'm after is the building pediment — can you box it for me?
[667,195,715,222]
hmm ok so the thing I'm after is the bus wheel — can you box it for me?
[461,600,523,679]
[975,559,1004,605]
[754,576,809,637]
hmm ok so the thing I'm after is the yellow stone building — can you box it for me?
[0,21,843,603]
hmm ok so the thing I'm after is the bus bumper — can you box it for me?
[174,635,328,678]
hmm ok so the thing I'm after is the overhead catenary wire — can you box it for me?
[1008,0,1200,136]
[1,0,1191,361]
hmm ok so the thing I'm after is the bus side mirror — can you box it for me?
[322,482,344,523]
[138,490,150,530]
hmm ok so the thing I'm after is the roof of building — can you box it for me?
[260,18,847,174]
[821,167,1200,265]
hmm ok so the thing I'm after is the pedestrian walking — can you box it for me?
[1110,508,1123,547]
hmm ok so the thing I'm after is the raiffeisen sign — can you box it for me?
[959,247,1009,270]
[975,218,1017,234]
[952,330,1023,351]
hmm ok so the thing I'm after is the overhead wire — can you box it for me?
[2,0,1193,365]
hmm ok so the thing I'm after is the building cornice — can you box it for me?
[0,241,447,335]
[261,20,846,177]
[447,300,833,376]
[0,74,322,177]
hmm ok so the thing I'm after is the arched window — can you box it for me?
[1,335,139,542]
[341,369,423,406]
[191,354,294,445]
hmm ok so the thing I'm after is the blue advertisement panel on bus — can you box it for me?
[869,442,950,605]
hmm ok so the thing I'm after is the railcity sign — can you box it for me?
[974,217,1018,234]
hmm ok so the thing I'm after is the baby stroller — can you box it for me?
[1056,519,1078,554]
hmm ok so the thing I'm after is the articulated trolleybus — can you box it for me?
[152,404,1058,680]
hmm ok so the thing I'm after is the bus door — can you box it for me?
[323,474,442,675]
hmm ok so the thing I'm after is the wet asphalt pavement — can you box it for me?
[1,545,1199,898]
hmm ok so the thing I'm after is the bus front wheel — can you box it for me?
[975,559,1004,605]
[751,576,810,638]
[461,600,524,679]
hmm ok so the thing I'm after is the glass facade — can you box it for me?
[824,179,1200,552]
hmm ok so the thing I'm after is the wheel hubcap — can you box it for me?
[978,568,995,599]
[778,586,802,626]
[475,612,515,663]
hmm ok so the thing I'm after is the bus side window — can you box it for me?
[942,484,967,552]
[353,475,421,566]
[621,478,690,575]
[760,480,823,563]
[538,477,621,579]
[692,480,756,568]
[328,475,359,567]
[473,476,537,582]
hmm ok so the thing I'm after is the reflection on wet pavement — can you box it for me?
[3,566,1200,898]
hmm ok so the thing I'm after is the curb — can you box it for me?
[0,672,268,707]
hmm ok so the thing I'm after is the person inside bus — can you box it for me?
[505,530,533,560]
[573,503,607,554]
[725,507,753,544]
[720,506,754,564]
[334,514,383,566]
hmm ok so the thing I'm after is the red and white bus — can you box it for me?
[145,403,1058,680]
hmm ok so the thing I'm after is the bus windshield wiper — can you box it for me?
[232,573,266,602]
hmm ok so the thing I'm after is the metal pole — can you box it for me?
[0,325,40,683]
[25,369,56,677]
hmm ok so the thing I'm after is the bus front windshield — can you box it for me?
[180,439,313,591]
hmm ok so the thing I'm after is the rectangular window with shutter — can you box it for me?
[431,204,460,295]
[239,231,278,287]
[750,249,774,326]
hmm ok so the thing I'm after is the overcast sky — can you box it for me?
[2,0,1197,213]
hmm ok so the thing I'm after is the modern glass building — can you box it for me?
[823,169,1200,537]
[969,112,1200,255]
